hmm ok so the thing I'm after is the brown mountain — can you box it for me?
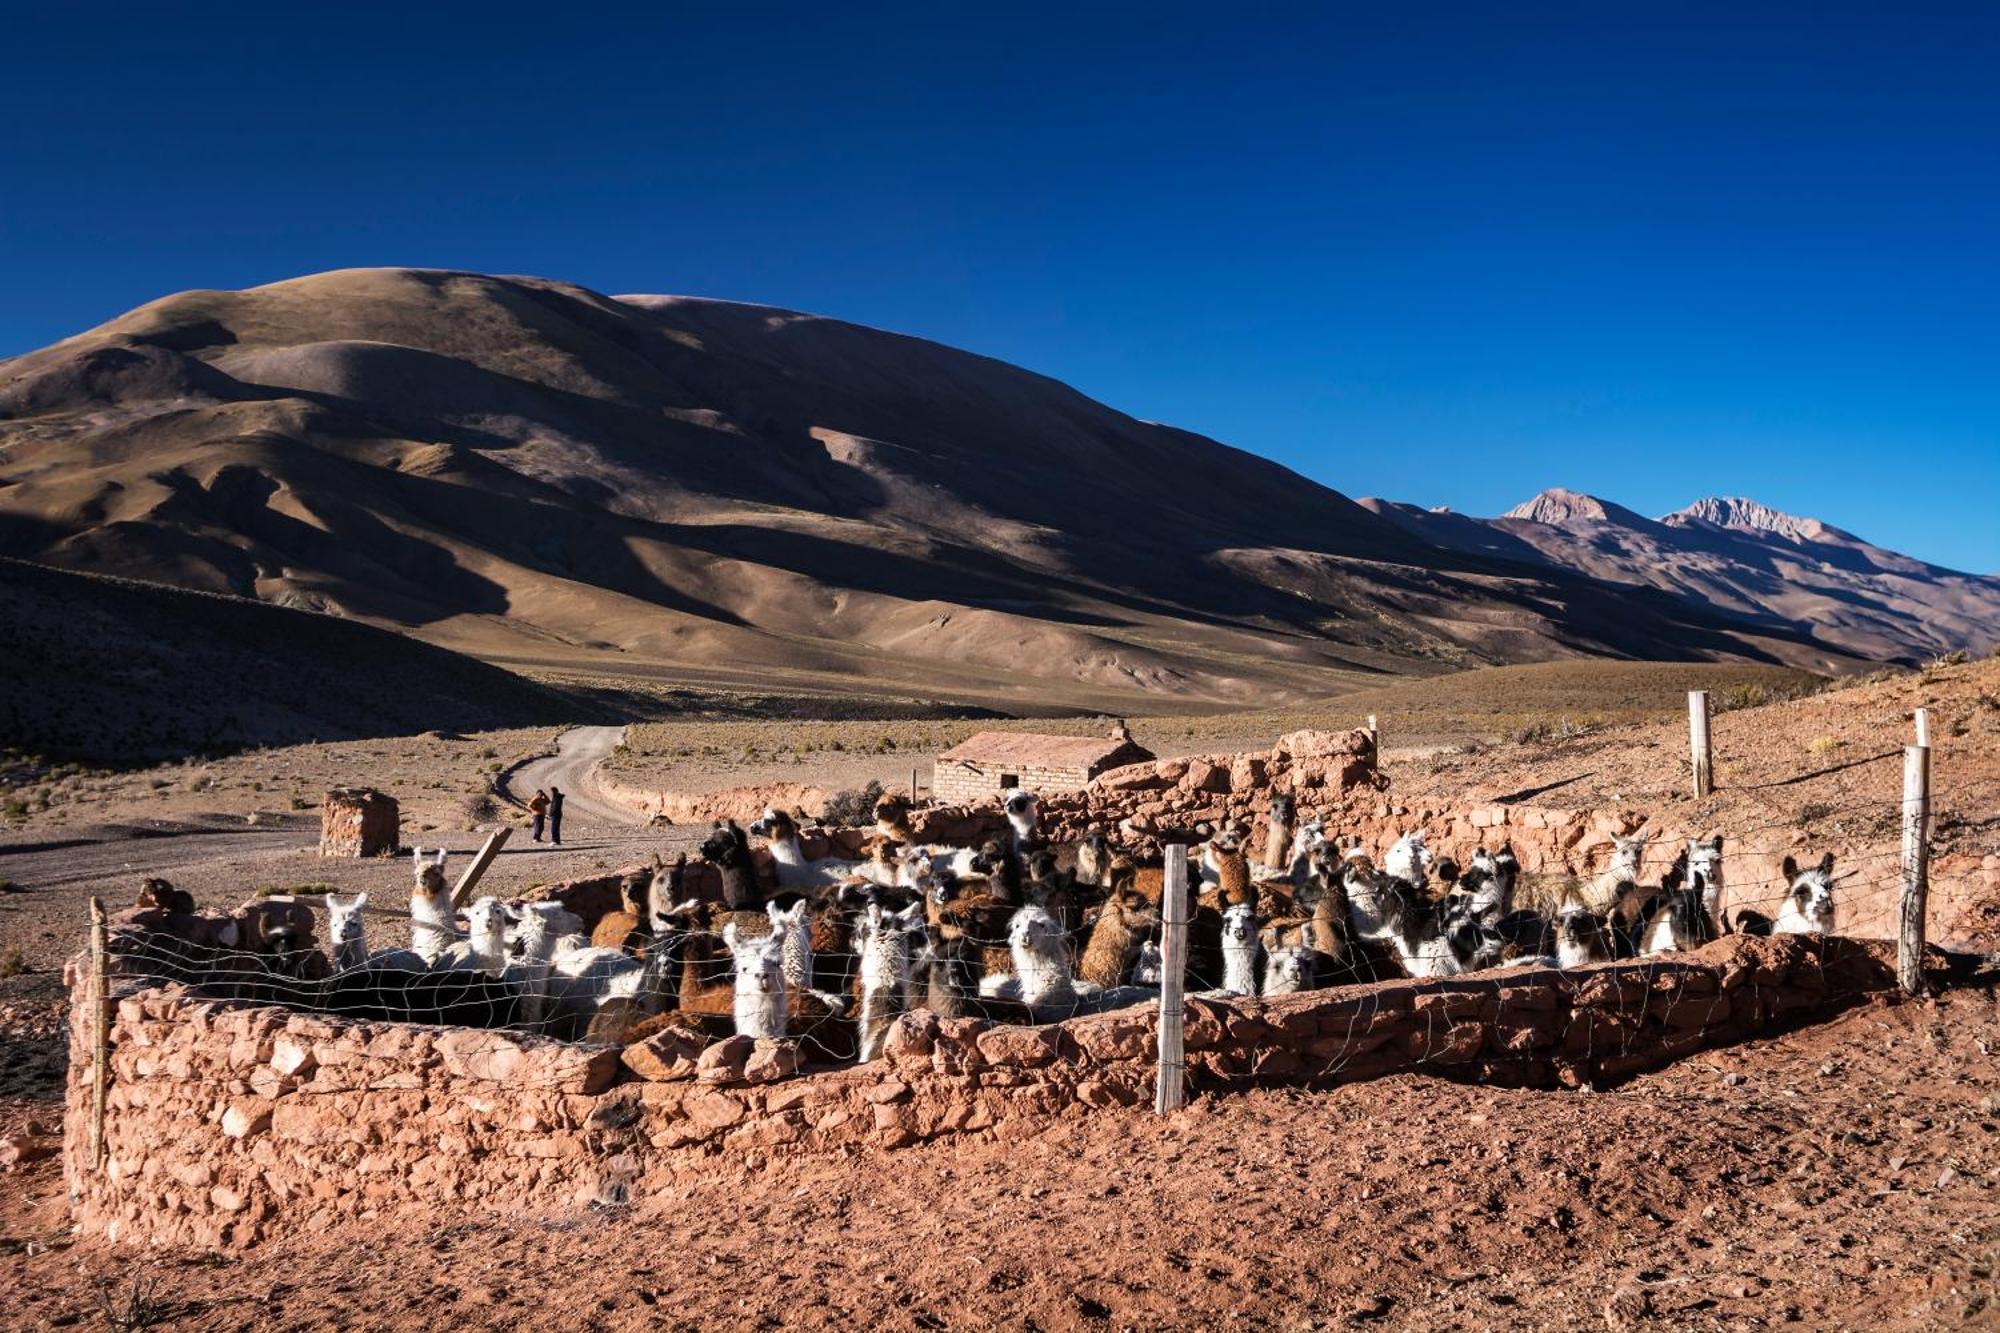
[1360,489,2000,664]
[0,269,1848,713]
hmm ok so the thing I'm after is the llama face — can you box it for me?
[699,821,748,865]
[465,896,507,943]
[1687,836,1723,885]
[1780,853,1837,932]
[1383,831,1433,885]
[326,892,367,955]
[1133,939,1164,986]
[1267,792,1296,827]
[1264,946,1312,994]
[1608,833,1650,880]
[1003,789,1039,823]
[748,807,799,842]
[722,922,786,994]
[1556,904,1611,966]
[1007,904,1065,955]
[1221,902,1258,946]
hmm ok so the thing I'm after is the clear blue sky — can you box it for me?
[4,3,1996,571]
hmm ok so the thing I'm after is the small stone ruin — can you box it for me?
[317,787,399,858]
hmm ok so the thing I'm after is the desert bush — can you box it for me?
[1808,735,1846,757]
[254,882,336,899]
[0,948,25,978]
[289,796,315,810]
[821,779,884,827]
[1796,801,1834,826]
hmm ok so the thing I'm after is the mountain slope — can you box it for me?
[1360,490,2000,663]
[0,269,1842,711]
[0,558,592,761]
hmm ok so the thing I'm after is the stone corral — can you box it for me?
[66,934,1898,1249]
[318,787,399,858]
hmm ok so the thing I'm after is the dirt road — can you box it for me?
[503,725,642,833]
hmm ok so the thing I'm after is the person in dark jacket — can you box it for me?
[548,786,565,846]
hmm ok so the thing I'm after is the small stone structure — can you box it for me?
[317,787,399,858]
[65,934,1897,1249]
[933,726,1154,805]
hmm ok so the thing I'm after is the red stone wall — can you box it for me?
[318,787,399,858]
[65,934,1896,1249]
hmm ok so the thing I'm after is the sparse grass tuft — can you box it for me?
[821,780,885,827]
[0,948,27,978]
[1808,735,1846,757]
[253,883,336,899]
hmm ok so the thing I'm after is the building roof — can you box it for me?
[936,730,1154,772]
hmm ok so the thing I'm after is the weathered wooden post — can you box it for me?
[1914,708,1930,748]
[1154,844,1190,1114]
[911,765,920,804]
[1688,690,1713,799]
[449,827,513,909]
[88,897,110,1171]
[1898,743,1931,996]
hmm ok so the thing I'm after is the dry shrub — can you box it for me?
[821,780,885,827]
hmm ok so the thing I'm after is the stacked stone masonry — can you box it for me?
[66,934,1897,1249]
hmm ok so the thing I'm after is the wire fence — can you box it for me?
[96,746,1931,1083]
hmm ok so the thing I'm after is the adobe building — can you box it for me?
[933,725,1154,804]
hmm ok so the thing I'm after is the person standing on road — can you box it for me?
[548,785,565,846]
[528,788,550,842]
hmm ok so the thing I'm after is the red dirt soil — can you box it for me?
[5,983,1998,1330]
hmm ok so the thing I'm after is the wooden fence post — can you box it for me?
[1898,743,1931,996]
[1688,690,1713,798]
[1914,708,1930,748]
[1154,844,1190,1114]
[911,765,920,804]
[88,897,110,1172]
[449,827,513,909]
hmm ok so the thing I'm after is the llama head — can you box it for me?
[1265,946,1312,992]
[699,820,750,866]
[1781,852,1837,924]
[1292,819,1327,856]
[1002,788,1040,828]
[969,837,1011,875]
[873,792,913,830]
[1557,902,1610,951]
[1609,833,1651,878]
[325,892,367,950]
[1467,846,1499,879]
[1267,791,1296,827]
[1494,843,1520,885]
[1383,831,1433,884]
[748,807,799,842]
[1076,829,1111,880]
[412,846,448,893]
[1007,904,1065,956]
[924,869,959,907]
[1133,939,1164,984]
[1687,836,1724,884]
[464,895,507,944]
[1107,887,1160,931]
[722,923,786,994]
[1221,901,1259,946]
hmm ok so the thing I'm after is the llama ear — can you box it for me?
[353,892,368,909]
[1817,852,1835,876]
[767,902,784,925]
[722,922,739,950]
[411,846,424,864]
[435,848,448,867]
[1781,855,1800,880]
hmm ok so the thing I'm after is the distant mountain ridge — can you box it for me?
[0,268,1848,714]
[1359,489,2000,663]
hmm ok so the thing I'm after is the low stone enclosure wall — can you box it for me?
[66,933,1902,1249]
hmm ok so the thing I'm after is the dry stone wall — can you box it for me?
[66,934,1897,1249]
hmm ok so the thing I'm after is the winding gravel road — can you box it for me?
[502,725,643,831]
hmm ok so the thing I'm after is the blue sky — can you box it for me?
[4,3,1995,571]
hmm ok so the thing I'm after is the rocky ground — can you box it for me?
[1,658,1997,1328]
[2,982,1997,1330]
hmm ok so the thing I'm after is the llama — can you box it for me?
[434,895,513,977]
[980,905,1076,1010]
[1078,886,1160,989]
[1219,902,1261,996]
[1381,831,1434,895]
[1640,873,1718,956]
[920,928,984,1020]
[1262,945,1314,996]
[407,846,455,963]
[1685,836,1726,933]
[1591,832,1652,914]
[1287,818,1329,895]
[1002,788,1041,852]
[1342,854,1415,943]
[1199,823,1256,907]
[853,901,921,1060]
[590,859,665,953]
[767,899,814,992]
[721,921,789,1040]
[323,892,427,975]
[700,819,761,910]
[749,807,865,890]
[1556,903,1612,968]
[1765,853,1837,936]
[1132,939,1164,986]
[515,908,651,1040]
[1260,791,1296,876]
[873,792,915,844]
[1460,845,1516,922]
